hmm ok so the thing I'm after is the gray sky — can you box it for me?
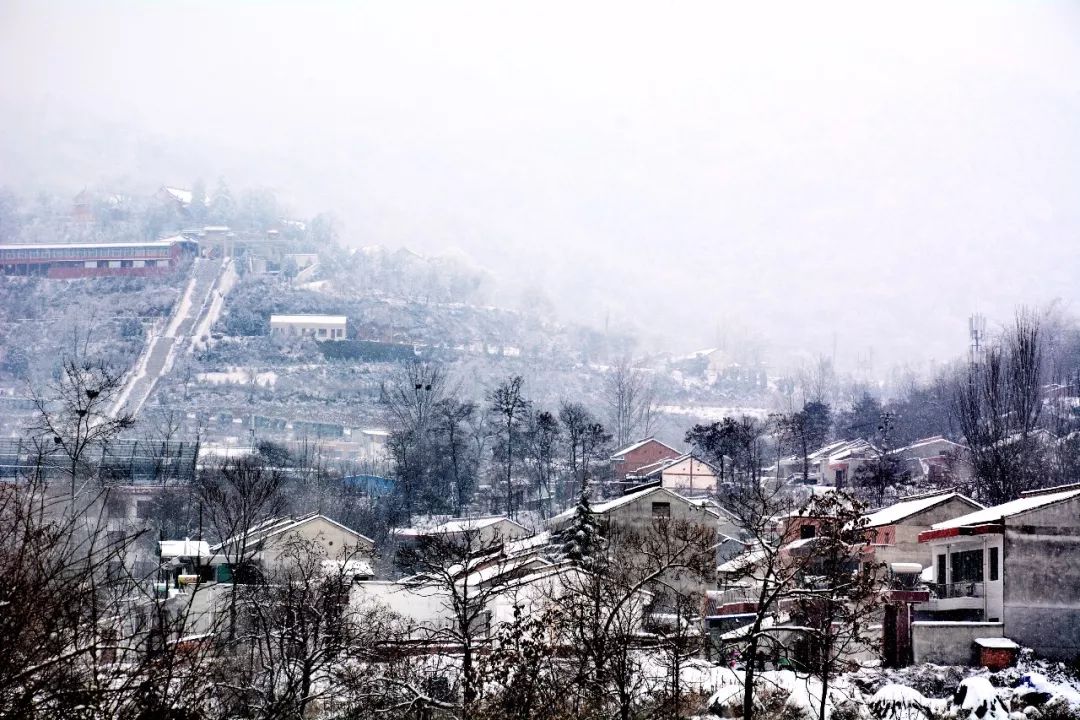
[2,1,1078,374]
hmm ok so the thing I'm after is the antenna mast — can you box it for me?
[968,313,986,366]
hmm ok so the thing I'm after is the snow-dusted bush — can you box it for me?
[947,677,1010,720]
[870,684,934,720]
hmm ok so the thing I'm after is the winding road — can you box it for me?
[112,257,233,418]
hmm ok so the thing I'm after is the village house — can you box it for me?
[623,453,721,496]
[549,485,725,536]
[778,439,878,487]
[893,436,973,485]
[393,515,533,548]
[912,484,1080,664]
[159,514,374,638]
[157,185,193,211]
[609,437,682,484]
[210,513,375,582]
[861,489,984,568]
[550,485,730,597]
[270,314,348,340]
[353,530,579,643]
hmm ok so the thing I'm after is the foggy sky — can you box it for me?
[2,1,1078,375]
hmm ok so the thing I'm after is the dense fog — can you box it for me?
[3,0,1078,371]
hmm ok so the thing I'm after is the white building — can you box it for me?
[270,314,347,340]
[914,484,1080,663]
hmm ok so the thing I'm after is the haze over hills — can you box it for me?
[2,1,1079,374]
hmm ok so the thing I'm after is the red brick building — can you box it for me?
[609,437,681,484]
[0,237,197,278]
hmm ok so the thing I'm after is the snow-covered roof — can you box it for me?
[689,497,739,523]
[626,455,680,478]
[269,314,347,325]
[627,453,722,480]
[931,487,1080,530]
[163,186,193,205]
[0,240,179,251]
[436,516,527,534]
[679,347,721,361]
[894,436,966,453]
[160,540,211,558]
[610,436,680,459]
[780,536,822,552]
[551,486,718,526]
[214,513,374,551]
[717,547,767,574]
[862,491,981,528]
[504,530,552,557]
[807,440,857,461]
[396,515,530,538]
[461,553,552,587]
[827,439,878,461]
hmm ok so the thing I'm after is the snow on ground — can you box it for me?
[190,257,238,352]
[164,257,202,337]
[657,405,771,421]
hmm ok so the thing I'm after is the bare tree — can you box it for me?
[475,602,568,720]
[435,396,478,515]
[799,355,839,407]
[652,588,707,720]
[488,376,530,518]
[29,358,136,499]
[555,516,715,720]
[558,401,611,500]
[559,401,590,500]
[952,311,1045,503]
[382,361,448,516]
[217,537,374,719]
[0,455,217,719]
[686,415,767,489]
[852,411,901,506]
[789,492,885,720]
[195,454,290,639]
[523,408,560,518]
[603,356,657,448]
[396,526,522,720]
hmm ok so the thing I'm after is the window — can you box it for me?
[136,501,152,520]
[989,546,999,581]
[950,549,984,583]
[834,468,846,487]
[651,502,671,519]
[936,554,946,585]
[800,524,817,540]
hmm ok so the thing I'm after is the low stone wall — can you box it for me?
[912,621,1004,665]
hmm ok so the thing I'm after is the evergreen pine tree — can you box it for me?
[560,487,605,570]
